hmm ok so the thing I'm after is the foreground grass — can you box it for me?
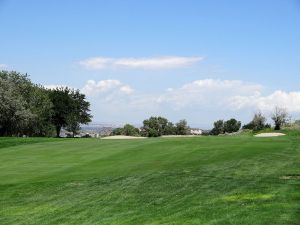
[0,134,299,224]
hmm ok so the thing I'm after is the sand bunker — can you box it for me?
[254,133,286,137]
[161,135,199,138]
[101,135,147,140]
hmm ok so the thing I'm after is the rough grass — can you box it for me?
[1,133,300,224]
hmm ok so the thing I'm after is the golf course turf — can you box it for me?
[1,133,299,224]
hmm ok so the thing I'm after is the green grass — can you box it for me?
[1,133,300,225]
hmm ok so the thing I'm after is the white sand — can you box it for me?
[161,135,200,138]
[101,135,146,140]
[254,132,286,137]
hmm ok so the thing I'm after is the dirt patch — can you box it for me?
[254,133,286,137]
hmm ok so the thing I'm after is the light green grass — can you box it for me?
[0,134,299,224]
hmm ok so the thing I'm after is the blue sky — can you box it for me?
[1,0,300,127]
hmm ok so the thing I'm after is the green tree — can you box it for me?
[65,89,92,137]
[49,88,92,137]
[175,119,190,135]
[210,120,224,135]
[122,124,139,136]
[49,87,74,137]
[243,112,267,131]
[164,122,176,135]
[224,118,241,133]
[272,106,288,130]
[142,116,169,137]
[0,75,33,136]
[0,71,52,136]
[25,85,54,136]
[112,127,124,135]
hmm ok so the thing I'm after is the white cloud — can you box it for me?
[79,56,203,70]
[0,64,7,69]
[44,79,300,126]
[81,79,134,96]
[157,79,300,114]
[155,79,263,110]
[230,90,300,112]
[120,85,134,94]
[44,84,69,89]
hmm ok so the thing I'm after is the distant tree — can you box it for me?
[271,106,288,130]
[122,124,139,136]
[243,111,267,131]
[65,89,92,137]
[164,122,176,135]
[146,128,160,137]
[142,116,168,137]
[112,127,124,135]
[210,118,241,135]
[210,120,224,135]
[224,118,241,133]
[175,119,190,135]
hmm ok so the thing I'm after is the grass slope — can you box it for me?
[0,134,299,225]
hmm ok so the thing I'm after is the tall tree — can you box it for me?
[49,88,92,137]
[272,106,288,130]
[65,89,92,137]
[0,75,32,136]
[49,87,74,137]
[243,111,269,131]
[175,119,190,135]
[0,71,38,136]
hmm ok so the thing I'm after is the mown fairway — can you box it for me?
[1,133,299,225]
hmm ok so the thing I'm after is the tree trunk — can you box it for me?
[56,126,61,137]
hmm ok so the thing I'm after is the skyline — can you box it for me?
[1,0,300,127]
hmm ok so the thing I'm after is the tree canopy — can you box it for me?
[0,71,92,137]
[271,106,288,130]
[141,116,190,137]
[210,118,241,135]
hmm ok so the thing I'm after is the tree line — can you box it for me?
[210,107,289,135]
[0,71,92,137]
[112,117,190,137]
[112,107,290,137]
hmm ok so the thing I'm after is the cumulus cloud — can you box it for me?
[230,90,300,112]
[81,79,134,96]
[156,79,300,113]
[155,79,263,110]
[79,56,203,70]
